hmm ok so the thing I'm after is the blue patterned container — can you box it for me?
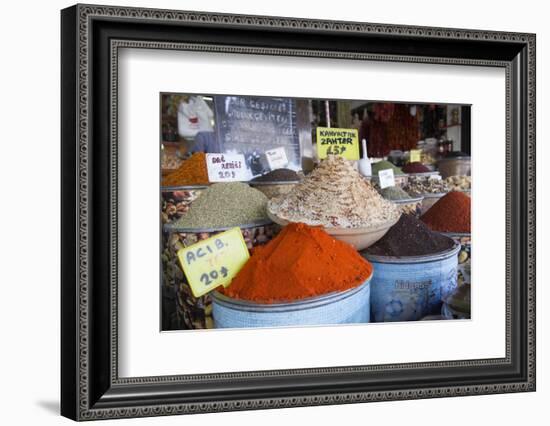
[362,243,460,322]
[211,276,371,329]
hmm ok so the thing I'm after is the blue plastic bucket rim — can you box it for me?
[164,219,274,233]
[363,241,460,265]
[211,274,372,313]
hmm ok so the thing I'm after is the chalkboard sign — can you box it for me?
[214,96,300,175]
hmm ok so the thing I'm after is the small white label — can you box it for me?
[206,153,248,182]
[265,147,289,170]
[378,169,395,189]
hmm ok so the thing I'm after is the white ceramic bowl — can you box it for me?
[266,210,399,250]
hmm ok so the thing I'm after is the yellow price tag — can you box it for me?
[316,127,359,160]
[410,149,422,163]
[176,227,250,298]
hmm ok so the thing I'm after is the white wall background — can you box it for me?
[0,0,546,424]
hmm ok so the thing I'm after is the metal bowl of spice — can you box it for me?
[161,185,209,225]
[391,196,424,218]
[370,174,408,188]
[377,187,424,218]
[419,192,447,215]
[249,168,302,199]
[248,180,301,199]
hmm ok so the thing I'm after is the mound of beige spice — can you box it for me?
[268,156,400,228]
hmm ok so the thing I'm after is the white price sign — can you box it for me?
[265,147,289,170]
[378,169,396,189]
[206,153,248,182]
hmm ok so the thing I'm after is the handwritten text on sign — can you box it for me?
[378,169,396,189]
[176,228,250,298]
[265,147,289,170]
[410,149,422,163]
[316,127,360,160]
[206,153,248,182]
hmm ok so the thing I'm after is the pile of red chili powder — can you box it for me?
[421,191,471,233]
[223,223,373,303]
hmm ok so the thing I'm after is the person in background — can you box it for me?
[177,95,214,139]
[192,131,220,153]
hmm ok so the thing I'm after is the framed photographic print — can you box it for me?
[61,3,536,421]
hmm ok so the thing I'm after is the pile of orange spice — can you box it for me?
[223,223,373,303]
[162,152,209,186]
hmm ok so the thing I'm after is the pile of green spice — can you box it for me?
[371,160,403,175]
[364,214,455,257]
[379,186,411,201]
[251,168,300,182]
[170,182,269,229]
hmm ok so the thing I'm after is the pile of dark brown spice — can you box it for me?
[364,214,454,257]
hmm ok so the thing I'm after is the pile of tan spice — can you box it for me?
[162,152,209,187]
[268,156,400,228]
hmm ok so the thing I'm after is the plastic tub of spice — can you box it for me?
[212,276,371,328]
[364,244,459,322]
[361,215,460,322]
[162,221,278,330]
[161,185,208,225]
[212,223,374,328]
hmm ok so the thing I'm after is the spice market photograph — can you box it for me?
[160,93,472,331]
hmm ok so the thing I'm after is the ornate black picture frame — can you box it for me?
[61,4,536,421]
